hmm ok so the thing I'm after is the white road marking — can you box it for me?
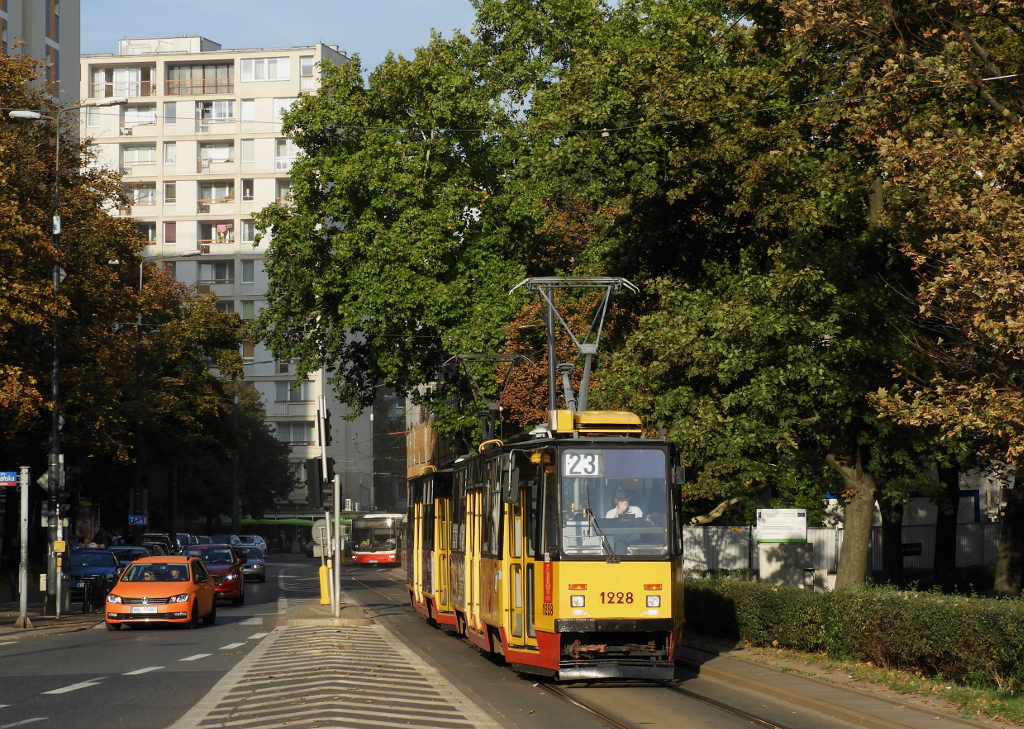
[0,642,16,647]
[42,678,106,695]
[247,632,268,640]
[239,617,263,626]
[277,596,288,613]
[1,718,48,728]
[179,653,212,662]
[123,667,163,675]
[219,643,244,650]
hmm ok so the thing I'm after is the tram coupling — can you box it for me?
[565,639,662,659]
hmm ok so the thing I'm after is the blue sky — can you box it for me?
[81,0,478,73]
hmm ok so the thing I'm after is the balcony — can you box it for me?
[90,81,156,99]
[120,161,157,176]
[195,118,237,135]
[166,79,234,96]
[120,121,157,136]
[275,157,295,172]
[196,198,234,214]
[197,157,235,174]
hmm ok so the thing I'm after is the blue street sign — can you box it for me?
[129,515,148,526]
[0,471,17,487]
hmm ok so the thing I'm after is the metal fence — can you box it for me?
[683,523,1001,574]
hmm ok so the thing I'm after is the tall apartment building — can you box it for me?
[2,0,80,100]
[79,37,399,514]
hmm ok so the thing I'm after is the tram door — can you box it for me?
[466,488,483,637]
[506,488,537,651]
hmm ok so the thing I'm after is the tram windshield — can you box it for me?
[559,447,669,558]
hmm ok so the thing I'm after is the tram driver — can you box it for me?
[605,490,643,519]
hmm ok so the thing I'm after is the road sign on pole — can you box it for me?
[0,471,17,487]
[129,515,148,526]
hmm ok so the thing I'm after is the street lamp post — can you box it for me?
[9,97,125,616]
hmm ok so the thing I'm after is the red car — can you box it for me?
[181,544,247,605]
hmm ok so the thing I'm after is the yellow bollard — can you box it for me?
[319,562,330,605]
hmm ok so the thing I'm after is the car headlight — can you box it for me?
[570,595,585,608]
[169,593,190,603]
[107,594,123,604]
[646,595,661,608]
[223,573,237,581]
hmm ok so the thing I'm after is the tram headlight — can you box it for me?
[570,595,585,608]
[646,595,661,608]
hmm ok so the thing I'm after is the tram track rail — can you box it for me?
[544,681,795,729]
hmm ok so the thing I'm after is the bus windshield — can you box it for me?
[559,447,669,558]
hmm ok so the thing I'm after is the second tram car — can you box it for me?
[350,513,404,565]
[407,409,685,680]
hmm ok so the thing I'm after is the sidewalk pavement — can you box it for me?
[0,589,104,638]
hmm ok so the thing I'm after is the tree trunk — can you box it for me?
[933,467,960,592]
[877,491,904,588]
[994,482,1024,596]
[828,451,877,590]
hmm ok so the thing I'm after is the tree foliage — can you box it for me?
[254,0,1024,586]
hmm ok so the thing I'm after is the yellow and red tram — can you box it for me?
[407,409,685,680]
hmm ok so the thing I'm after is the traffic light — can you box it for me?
[306,458,322,508]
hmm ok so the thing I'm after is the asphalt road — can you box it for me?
[0,564,284,729]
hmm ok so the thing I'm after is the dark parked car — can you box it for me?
[66,548,120,606]
[210,534,241,546]
[109,545,151,570]
[181,544,247,605]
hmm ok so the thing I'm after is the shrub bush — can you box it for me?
[683,575,1024,690]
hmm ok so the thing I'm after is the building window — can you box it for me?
[122,144,156,174]
[124,183,156,206]
[299,55,315,91]
[163,141,176,165]
[273,97,298,118]
[136,222,156,244]
[275,138,297,172]
[198,260,234,284]
[241,259,255,283]
[215,300,235,314]
[241,221,256,244]
[164,182,176,204]
[167,63,233,95]
[275,380,315,402]
[86,106,99,127]
[164,221,176,244]
[276,179,293,203]
[275,359,291,374]
[120,104,156,135]
[90,65,154,98]
[241,57,290,82]
[240,139,254,164]
[241,300,256,320]
[275,421,315,445]
[199,221,235,245]
[198,181,234,206]
[241,340,255,362]
[241,179,254,201]
[240,99,255,121]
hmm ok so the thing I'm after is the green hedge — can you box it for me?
[684,576,1024,690]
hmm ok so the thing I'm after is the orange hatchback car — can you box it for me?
[105,556,216,630]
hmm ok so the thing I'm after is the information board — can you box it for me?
[756,508,807,543]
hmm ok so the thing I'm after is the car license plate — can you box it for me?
[131,606,158,614]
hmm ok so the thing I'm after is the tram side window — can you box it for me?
[540,466,560,557]
[481,459,503,558]
[423,501,435,551]
[451,472,466,552]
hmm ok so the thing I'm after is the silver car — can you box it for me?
[237,545,266,582]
